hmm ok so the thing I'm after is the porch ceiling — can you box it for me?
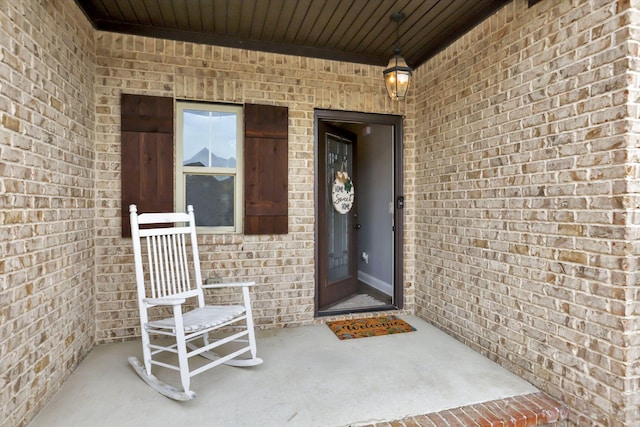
[74,0,511,68]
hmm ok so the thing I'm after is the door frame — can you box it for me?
[314,109,404,316]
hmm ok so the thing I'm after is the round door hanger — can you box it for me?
[332,170,354,214]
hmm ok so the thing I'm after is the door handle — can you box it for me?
[354,224,362,230]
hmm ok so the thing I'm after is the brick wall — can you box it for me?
[413,0,640,425]
[0,1,96,426]
[5,0,640,425]
[92,32,413,341]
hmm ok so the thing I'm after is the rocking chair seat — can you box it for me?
[147,305,246,333]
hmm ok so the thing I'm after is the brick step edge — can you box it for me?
[364,392,569,427]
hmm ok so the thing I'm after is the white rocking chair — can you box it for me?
[128,204,263,400]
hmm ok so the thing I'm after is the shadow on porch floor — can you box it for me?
[29,315,567,427]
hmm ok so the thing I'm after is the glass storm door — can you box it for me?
[317,122,358,309]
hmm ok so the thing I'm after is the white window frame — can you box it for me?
[176,102,243,234]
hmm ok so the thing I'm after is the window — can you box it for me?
[176,102,243,233]
[120,95,288,237]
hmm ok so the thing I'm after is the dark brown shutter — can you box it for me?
[244,104,288,234]
[121,94,174,237]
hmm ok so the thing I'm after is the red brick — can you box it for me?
[439,409,465,426]
[449,407,481,426]
[426,412,449,426]
[464,403,500,427]
[471,402,505,427]
[484,400,520,426]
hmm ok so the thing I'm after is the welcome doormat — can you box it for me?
[326,315,416,340]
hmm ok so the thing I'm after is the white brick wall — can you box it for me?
[0,1,96,426]
[92,33,413,341]
[413,0,640,425]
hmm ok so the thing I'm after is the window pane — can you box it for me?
[185,175,235,227]
[182,110,237,168]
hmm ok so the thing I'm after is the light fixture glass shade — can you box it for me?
[383,55,412,100]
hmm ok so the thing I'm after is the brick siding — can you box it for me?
[413,0,640,425]
[0,1,96,426]
[92,31,412,342]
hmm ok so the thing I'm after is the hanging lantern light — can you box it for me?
[383,12,412,101]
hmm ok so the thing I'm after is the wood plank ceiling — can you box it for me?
[75,0,512,68]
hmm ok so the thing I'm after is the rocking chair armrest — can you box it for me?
[143,297,186,306]
[202,281,256,289]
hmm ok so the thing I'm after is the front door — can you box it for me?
[317,122,358,309]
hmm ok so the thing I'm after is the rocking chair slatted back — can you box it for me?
[145,232,192,299]
[131,206,204,306]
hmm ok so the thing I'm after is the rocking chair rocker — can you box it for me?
[128,204,263,400]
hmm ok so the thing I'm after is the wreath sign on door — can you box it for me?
[331,166,354,214]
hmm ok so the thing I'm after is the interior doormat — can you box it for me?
[326,315,416,340]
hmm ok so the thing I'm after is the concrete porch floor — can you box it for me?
[29,315,565,427]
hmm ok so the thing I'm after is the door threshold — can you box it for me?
[317,304,397,317]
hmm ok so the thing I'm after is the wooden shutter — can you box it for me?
[121,94,174,237]
[244,104,288,234]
